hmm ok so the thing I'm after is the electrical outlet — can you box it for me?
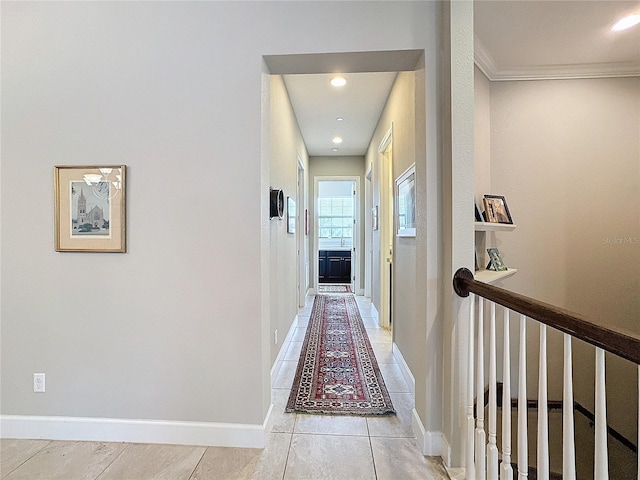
[34,373,45,393]
[274,329,278,345]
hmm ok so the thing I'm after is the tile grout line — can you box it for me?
[0,439,53,479]
[93,442,129,480]
[280,423,296,480]
[186,445,208,480]
[367,432,379,480]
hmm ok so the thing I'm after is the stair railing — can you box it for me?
[453,267,640,480]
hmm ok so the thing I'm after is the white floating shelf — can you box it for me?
[475,222,517,232]
[475,268,517,284]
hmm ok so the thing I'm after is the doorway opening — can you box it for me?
[315,178,359,294]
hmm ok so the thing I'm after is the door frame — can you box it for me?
[297,156,308,307]
[377,126,394,330]
[313,175,361,294]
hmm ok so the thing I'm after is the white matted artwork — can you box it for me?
[54,165,126,252]
[395,164,416,237]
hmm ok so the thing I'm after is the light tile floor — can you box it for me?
[1,294,450,480]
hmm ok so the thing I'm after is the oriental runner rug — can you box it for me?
[286,294,395,415]
[317,284,352,293]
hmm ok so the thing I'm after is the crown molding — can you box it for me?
[474,36,640,81]
[473,36,499,81]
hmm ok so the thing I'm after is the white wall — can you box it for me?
[1,0,447,448]
[488,77,640,442]
[366,71,424,395]
[364,52,449,457]
[268,75,308,366]
[474,66,492,203]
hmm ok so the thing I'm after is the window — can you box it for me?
[318,197,353,249]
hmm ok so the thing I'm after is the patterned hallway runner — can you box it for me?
[286,294,395,415]
[317,284,352,293]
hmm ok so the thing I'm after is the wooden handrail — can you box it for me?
[453,268,640,365]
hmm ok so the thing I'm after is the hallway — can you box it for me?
[0,295,452,480]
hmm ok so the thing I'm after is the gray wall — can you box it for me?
[1,0,446,446]
[268,75,308,367]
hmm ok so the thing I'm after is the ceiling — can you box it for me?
[283,1,640,157]
[283,72,397,157]
[475,1,640,80]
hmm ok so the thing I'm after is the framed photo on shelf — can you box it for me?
[475,202,483,222]
[54,165,126,253]
[287,196,296,234]
[483,195,513,224]
[486,247,508,271]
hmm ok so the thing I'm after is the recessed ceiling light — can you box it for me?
[332,136,343,144]
[332,148,339,152]
[336,117,344,122]
[611,13,640,31]
[330,76,347,87]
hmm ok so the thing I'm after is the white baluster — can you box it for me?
[594,348,609,479]
[537,324,549,480]
[476,298,486,480]
[562,334,576,480]
[517,315,528,480]
[487,302,498,480]
[487,302,499,479]
[467,294,476,480]
[500,309,513,480]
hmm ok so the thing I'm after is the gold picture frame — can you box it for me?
[54,165,126,252]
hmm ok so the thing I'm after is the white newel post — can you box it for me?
[467,294,476,480]
[594,348,609,479]
[500,309,513,480]
[517,315,528,480]
[537,325,549,480]
[476,299,486,480]
[562,334,576,480]
[487,302,499,480]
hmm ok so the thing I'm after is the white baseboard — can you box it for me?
[440,434,452,467]
[270,314,300,386]
[411,409,446,457]
[392,343,415,396]
[370,301,379,319]
[1,413,270,448]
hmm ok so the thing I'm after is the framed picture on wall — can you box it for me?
[287,196,296,234]
[396,164,416,237]
[304,208,309,236]
[54,165,126,252]
[372,206,379,231]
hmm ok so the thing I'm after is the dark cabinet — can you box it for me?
[318,250,351,283]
